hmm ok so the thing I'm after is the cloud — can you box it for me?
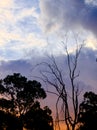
[0,1,39,34]
[0,47,96,114]
[0,1,48,61]
[39,0,97,36]
[0,32,47,61]
[0,47,96,90]
[78,48,97,90]
[0,59,33,78]
[0,0,14,8]
[14,0,39,9]
[32,47,97,92]
[0,47,97,118]
[85,34,97,49]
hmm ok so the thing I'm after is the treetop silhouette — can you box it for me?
[0,73,53,130]
[78,91,97,130]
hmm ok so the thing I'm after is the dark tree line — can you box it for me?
[77,91,97,130]
[0,73,97,130]
[0,73,53,130]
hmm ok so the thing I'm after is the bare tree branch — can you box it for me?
[34,42,83,130]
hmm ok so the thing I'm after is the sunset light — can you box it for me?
[0,0,97,130]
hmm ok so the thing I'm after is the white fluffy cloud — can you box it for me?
[0,0,48,61]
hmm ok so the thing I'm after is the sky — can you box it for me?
[0,0,96,86]
[0,0,97,129]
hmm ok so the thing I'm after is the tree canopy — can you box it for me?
[78,91,97,130]
[0,73,53,130]
[23,102,53,130]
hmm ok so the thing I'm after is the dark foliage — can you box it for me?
[0,110,22,130]
[78,91,97,130]
[0,73,46,115]
[23,102,53,130]
[0,73,53,130]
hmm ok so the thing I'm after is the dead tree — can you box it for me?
[36,44,83,130]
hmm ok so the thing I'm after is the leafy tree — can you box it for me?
[23,101,53,130]
[0,73,53,130]
[0,110,22,130]
[0,73,46,116]
[77,91,97,130]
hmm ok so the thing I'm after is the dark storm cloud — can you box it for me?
[0,60,32,78]
[0,47,97,91]
[78,48,97,89]
[40,0,97,35]
[32,47,97,91]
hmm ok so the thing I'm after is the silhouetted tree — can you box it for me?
[0,110,22,130]
[23,101,53,130]
[37,44,83,130]
[0,73,46,115]
[0,73,53,130]
[77,91,97,130]
[0,110,6,130]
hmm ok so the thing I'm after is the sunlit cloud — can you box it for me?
[0,0,14,8]
[85,35,97,49]
[0,0,46,61]
[0,30,47,61]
